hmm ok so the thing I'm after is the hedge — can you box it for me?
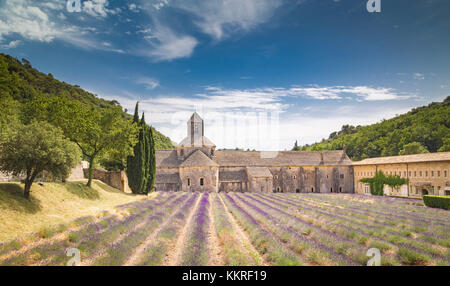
[422,195,450,210]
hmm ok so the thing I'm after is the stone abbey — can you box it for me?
[154,113,450,196]
[154,113,354,193]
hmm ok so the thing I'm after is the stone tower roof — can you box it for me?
[180,150,219,167]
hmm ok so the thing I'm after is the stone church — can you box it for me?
[155,113,354,193]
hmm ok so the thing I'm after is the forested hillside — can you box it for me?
[0,53,174,150]
[296,97,450,161]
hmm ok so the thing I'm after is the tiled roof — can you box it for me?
[156,150,352,167]
[180,150,219,167]
[219,169,247,182]
[178,136,216,147]
[155,173,181,184]
[214,150,351,167]
[353,152,450,165]
[246,167,272,178]
[156,150,181,168]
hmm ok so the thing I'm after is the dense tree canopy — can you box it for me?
[295,97,450,160]
[0,53,174,150]
[0,121,81,198]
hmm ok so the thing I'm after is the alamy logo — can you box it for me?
[366,248,381,266]
[66,248,81,266]
[367,0,381,13]
[67,0,81,13]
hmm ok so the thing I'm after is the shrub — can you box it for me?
[423,195,450,210]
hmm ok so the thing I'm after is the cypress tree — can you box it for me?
[146,125,156,193]
[126,102,145,194]
[140,113,149,194]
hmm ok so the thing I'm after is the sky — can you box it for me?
[1,0,449,150]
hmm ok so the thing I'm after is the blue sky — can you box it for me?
[1,0,449,150]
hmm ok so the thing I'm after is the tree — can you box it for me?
[438,138,450,152]
[143,118,156,193]
[0,121,81,198]
[45,98,139,187]
[399,142,429,155]
[127,103,146,194]
[292,140,301,151]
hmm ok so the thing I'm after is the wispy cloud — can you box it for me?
[0,0,124,53]
[141,23,198,61]
[136,77,160,90]
[171,0,283,40]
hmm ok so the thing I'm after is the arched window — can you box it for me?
[200,178,204,186]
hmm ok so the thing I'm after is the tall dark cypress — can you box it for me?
[147,126,156,192]
[126,102,145,194]
[140,113,149,194]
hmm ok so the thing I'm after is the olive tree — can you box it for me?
[0,121,81,199]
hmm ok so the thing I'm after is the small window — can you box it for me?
[200,178,204,186]
[340,174,344,179]
[409,171,411,177]
[414,171,417,177]
[445,170,448,177]
[437,171,441,177]
[187,178,191,186]
[431,171,434,177]
[425,171,428,177]
[419,171,422,177]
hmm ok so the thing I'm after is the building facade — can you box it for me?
[353,153,450,197]
[155,113,354,193]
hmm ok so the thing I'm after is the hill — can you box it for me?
[0,53,174,150]
[297,97,450,161]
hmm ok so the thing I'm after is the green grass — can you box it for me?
[0,180,143,242]
[398,248,430,265]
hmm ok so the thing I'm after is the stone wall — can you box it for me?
[83,168,131,193]
[270,166,354,193]
[179,166,219,192]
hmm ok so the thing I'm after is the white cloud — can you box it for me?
[128,3,139,12]
[0,40,21,49]
[136,77,160,90]
[413,73,425,80]
[287,86,413,101]
[171,0,282,39]
[143,24,198,61]
[0,0,125,53]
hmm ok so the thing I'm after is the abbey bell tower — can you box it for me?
[177,112,216,160]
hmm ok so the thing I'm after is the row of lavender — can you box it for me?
[0,192,183,266]
[234,193,449,266]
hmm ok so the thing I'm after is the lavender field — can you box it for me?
[0,192,448,266]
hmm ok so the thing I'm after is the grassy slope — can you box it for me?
[0,180,144,242]
[0,53,175,149]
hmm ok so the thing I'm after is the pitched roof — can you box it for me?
[155,173,181,184]
[178,136,215,147]
[189,112,203,123]
[156,150,181,168]
[353,152,450,165]
[180,150,219,167]
[214,150,351,167]
[246,167,272,178]
[219,169,247,182]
